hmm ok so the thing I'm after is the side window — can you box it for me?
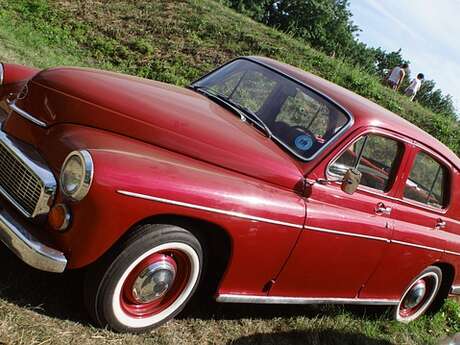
[403,152,449,208]
[329,134,403,192]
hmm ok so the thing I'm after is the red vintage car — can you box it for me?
[0,57,459,332]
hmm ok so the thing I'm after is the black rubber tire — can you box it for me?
[394,266,442,323]
[84,224,203,333]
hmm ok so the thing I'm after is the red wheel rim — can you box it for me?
[120,249,191,318]
[399,277,432,318]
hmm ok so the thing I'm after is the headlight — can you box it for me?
[60,150,93,201]
[0,63,4,85]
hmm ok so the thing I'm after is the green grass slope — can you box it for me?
[1,1,460,344]
[1,0,460,154]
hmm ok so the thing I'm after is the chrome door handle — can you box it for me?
[375,202,392,215]
[435,219,446,230]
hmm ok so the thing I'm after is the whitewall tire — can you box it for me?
[395,266,442,323]
[84,224,203,333]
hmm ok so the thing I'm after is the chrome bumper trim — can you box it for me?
[450,285,460,295]
[215,294,399,306]
[0,207,66,273]
[6,99,47,128]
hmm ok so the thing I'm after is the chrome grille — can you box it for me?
[0,143,42,215]
[0,130,56,218]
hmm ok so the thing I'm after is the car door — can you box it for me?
[269,129,408,299]
[360,145,450,300]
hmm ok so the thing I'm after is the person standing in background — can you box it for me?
[404,73,424,101]
[385,63,409,91]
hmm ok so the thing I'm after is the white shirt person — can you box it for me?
[404,73,424,101]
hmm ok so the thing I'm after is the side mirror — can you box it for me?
[341,168,362,195]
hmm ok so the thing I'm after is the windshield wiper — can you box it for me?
[189,85,272,139]
[227,100,272,139]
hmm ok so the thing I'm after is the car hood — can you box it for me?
[17,67,304,189]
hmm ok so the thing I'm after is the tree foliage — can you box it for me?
[226,0,458,119]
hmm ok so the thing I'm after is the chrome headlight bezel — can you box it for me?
[59,150,94,201]
[0,63,4,85]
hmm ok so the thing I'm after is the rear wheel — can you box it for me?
[395,266,442,323]
[84,224,203,333]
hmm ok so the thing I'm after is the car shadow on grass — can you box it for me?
[228,330,395,345]
[181,289,391,324]
[0,246,90,324]
[0,245,389,328]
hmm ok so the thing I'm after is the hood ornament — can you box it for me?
[5,83,29,104]
[17,83,29,100]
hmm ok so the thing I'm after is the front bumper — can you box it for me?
[0,123,66,273]
[451,286,460,295]
[0,205,67,273]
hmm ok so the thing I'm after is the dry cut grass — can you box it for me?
[0,1,460,344]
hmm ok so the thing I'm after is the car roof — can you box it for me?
[247,56,460,171]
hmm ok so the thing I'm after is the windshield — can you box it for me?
[192,59,351,160]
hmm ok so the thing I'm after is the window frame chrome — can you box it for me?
[401,148,451,211]
[325,128,451,215]
[190,57,354,162]
[326,128,408,194]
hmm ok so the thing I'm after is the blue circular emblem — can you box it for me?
[294,134,313,151]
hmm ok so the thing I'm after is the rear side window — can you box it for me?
[404,152,449,208]
[328,134,403,192]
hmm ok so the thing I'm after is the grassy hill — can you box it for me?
[2,0,460,154]
[1,1,460,344]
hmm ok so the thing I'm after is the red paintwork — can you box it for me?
[1,63,39,85]
[20,67,304,189]
[0,64,38,115]
[2,57,460,303]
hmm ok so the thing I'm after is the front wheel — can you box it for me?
[394,266,442,323]
[84,224,203,333]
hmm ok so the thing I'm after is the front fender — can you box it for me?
[0,63,39,97]
[0,63,39,117]
[41,124,305,295]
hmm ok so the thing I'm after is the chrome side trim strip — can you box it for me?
[0,63,3,85]
[117,190,303,229]
[117,190,451,254]
[392,240,444,253]
[0,208,66,273]
[305,225,390,243]
[216,294,399,306]
[117,190,452,255]
[445,250,460,257]
[450,285,460,295]
[6,99,47,128]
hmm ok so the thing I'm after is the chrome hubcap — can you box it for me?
[132,260,176,303]
[403,279,426,309]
